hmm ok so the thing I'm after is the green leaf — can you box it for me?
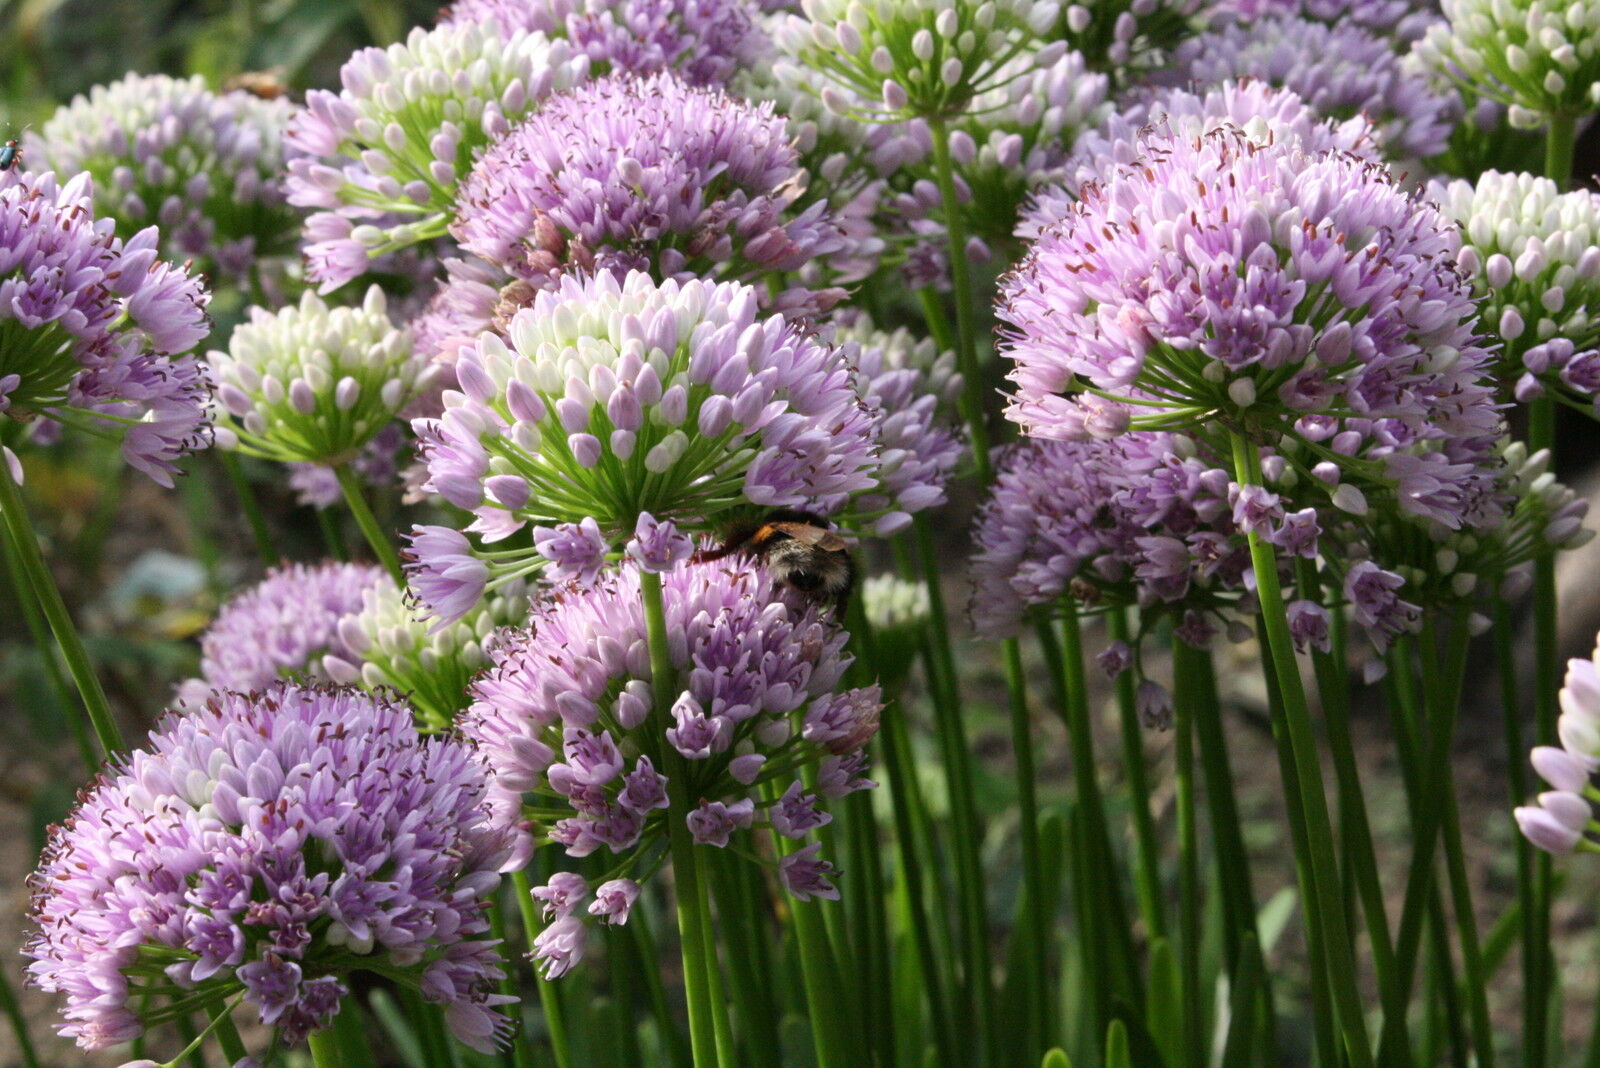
[1041,1049,1073,1068]
[1254,887,1297,954]
[1105,1021,1132,1068]
[1144,937,1181,1068]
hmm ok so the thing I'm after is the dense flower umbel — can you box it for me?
[999,127,1506,535]
[1166,14,1456,158]
[968,433,1248,639]
[26,73,298,281]
[0,169,211,485]
[408,271,878,620]
[1024,79,1380,232]
[1518,636,1600,854]
[1417,0,1600,125]
[327,576,531,728]
[209,288,426,465]
[451,72,847,319]
[177,562,385,704]
[1432,170,1600,408]
[771,0,1068,122]
[1207,0,1435,44]
[460,556,878,967]
[443,0,767,85]
[1056,0,1202,72]
[284,20,589,290]
[25,685,517,1053]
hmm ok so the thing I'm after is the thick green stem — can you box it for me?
[0,458,123,756]
[308,1027,342,1068]
[511,868,571,1068]
[1,529,98,772]
[1229,434,1372,1068]
[334,463,403,582]
[1527,393,1558,1067]
[1108,607,1166,943]
[1000,635,1047,1056]
[640,571,721,1067]
[1546,114,1578,185]
[927,116,991,479]
[1171,640,1203,1068]
[317,508,349,562]
[1497,600,1540,1068]
[217,452,276,567]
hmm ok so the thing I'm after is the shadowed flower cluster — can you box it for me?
[0,168,211,485]
[460,555,879,972]
[1518,636,1600,854]
[25,685,517,1054]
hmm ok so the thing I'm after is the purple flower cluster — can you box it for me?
[407,271,880,621]
[175,561,388,706]
[26,685,517,1053]
[461,555,878,972]
[27,73,298,281]
[1518,642,1600,854]
[0,168,211,485]
[968,434,1249,639]
[1000,127,1505,535]
[1205,0,1437,44]
[444,0,767,86]
[451,72,845,320]
[1166,14,1456,158]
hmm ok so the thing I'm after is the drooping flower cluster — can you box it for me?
[1024,78,1381,235]
[838,315,966,531]
[1518,638,1600,854]
[174,561,385,706]
[408,271,879,621]
[460,555,879,972]
[26,685,517,1053]
[1431,170,1600,408]
[285,20,590,289]
[443,0,768,85]
[0,168,211,485]
[1417,0,1600,126]
[26,73,298,282]
[328,575,531,728]
[968,434,1248,640]
[1000,127,1506,536]
[1166,14,1457,158]
[771,0,1068,121]
[451,72,847,320]
[208,287,426,465]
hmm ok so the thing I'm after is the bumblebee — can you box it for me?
[697,509,856,614]
[224,71,289,100]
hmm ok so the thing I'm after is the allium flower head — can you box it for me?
[837,314,965,530]
[444,0,767,85]
[1417,0,1600,125]
[860,573,931,686]
[1167,14,1456,158]
[1518,636,1600,854]
[1057,0,1202,71]
[1026,78,1380,231]
[452,72,846,318]
[285,21,589,290]
[26,685,517,1054]
[181,561,385,703]
[772,0,1068,121]
[1000,127,1505,534]
[1207,0,1435,44]
[27,73,297,281]
[209,287,425,464]
[0,168,211,485]
[328,575,530,728]
[1432,170,1600,407]
[461,556,878,965]
[969,433,1247,639]
[409,271,878,620]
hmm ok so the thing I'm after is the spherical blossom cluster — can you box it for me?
[26,73,298,281]
[968,433,1248,640]
[328,575,530,728]
[408,271,879,621]
[1417,0,1600,126]
[838,315,964,528]
[772,0,1068,121]
[208,287,426,465]
[443,0,767,86]
[1431,170,1600,407]
[999,127,1506,535]
[1057,0,1202,71]
[1206,0,1435,44]
[0,168,211,486]
[451,72,848,320]
[1024,79,1380,235]
[174,561,385,706]
[25,685,517,1053]
[1166,14,1456,158]
[285,20,589,290]
[460,555,879,971]
[1518,639,1600,854]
